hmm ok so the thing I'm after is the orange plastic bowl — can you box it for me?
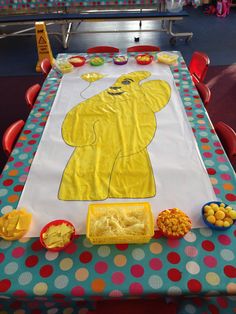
[40,219,75,252]
[68,56,86,67]
[135,54,153,65]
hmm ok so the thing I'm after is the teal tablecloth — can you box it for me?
[0,52,235,314]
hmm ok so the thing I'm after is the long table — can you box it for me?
[0,52,235,314]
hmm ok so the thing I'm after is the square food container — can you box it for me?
[86,202,154,245]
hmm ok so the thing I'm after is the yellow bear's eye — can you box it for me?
[122,79,132,85]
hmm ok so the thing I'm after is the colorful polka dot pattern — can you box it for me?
[0,52,235,314]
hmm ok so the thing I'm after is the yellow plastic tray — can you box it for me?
[86,202,154,245]
[157,52,179,65]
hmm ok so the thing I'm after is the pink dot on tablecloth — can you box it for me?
[217,156,227,163]
[79,251,92,264]
[14,161,23,167]
[149,258,163,270]
[204,256,217,268]
[71,286,85,297]
[218,235,231,245]
[115,244,128,251]
[13,290,28,297]
[184,246,198,257]
[214,141,221,147]
[24,129,32,134]
[187,279,202,293]
[202,240,215,251]
[130,265,144,277]
[32,134,40,138]
[217,296,228,308]
[25,255,39,267]
[40,265,54,278]
[167,239,180,248]
[213,187,221,195]
[199,126,206,130]
[64,243,78,254]
[167,252,180,264]
[12,247,25,258]
[24,146,32,153]
[112,272,125,284]
[95,261,108,274]
[109,290,123,297]
[207,168,216,175]
[0,253,5,263]
[129,283,143,295]
[167,269,182,281]
[0,279,11,292]
[221,173,231,180]
[203,152,212,158]
[16,142,23,147]
[226,193,236,202]
[24,166,30,172]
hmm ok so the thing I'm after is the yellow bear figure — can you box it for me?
[59,71,171,200]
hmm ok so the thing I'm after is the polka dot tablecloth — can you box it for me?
[0,52,235,314]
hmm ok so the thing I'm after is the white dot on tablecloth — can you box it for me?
[97,246,111,257]
[18,271,33,285]
[4,262,18,275]
[131,248,145,261]
[148,275,163,289]
[54,275,69,289]
[186,261,200,275]
[220,249,235,261]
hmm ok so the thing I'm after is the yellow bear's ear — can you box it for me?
[141,80,171,112]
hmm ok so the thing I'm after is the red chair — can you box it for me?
[87,46,120,53]
[2,120,25,157]
[127,45,161,52]
[40,58,52,76]
[214,121,236,165]
[25,84,41,110]
[189,51,210,84]
[195,82,211,108]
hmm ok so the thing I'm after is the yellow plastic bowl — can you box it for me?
[157,52,179,65]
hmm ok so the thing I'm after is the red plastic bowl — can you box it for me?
[40,219,75,252]
[135,54,153,65]
[68,56,86,67]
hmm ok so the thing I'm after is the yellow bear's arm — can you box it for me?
[62,101,97,147]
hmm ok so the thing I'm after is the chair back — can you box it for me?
[215,121,236,165]
[189,51,210,84]
[40,58,52,76]
[2,120,25,157]
[127,45,161,52]
[195,82,211,108]
[87,46,119,53]
[25,84,41,110]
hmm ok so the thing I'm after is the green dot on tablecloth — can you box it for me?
[18,154,28,160]
[205,272,221,286]
[186,261,200,275]
[45,251,59,261]
[0,189,8,197]
[60,258,73,271]
[199,228,212,237]
[4,262,18,275]
[184,304,196,314]
[220,249,235,261]
[132,248,145,261]
[167,286,182,295]
[97,246,111,257]
[54,275,69,289]
[18,271,33,285]
[148,275,163,289]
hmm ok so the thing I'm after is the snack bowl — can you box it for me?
[90,56,105,66]
[68,55,86,67]
[157,52,179,65]
[113,55,128,65]
[135,54,153,65]
[157,208,192,239]
[202,201,236,231]
[40,219,75,252]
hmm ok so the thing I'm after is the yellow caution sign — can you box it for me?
[35,22,54,72]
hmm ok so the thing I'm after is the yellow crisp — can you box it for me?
[157,208,191,238]
[42,223,74,248]
[0,208,32,240]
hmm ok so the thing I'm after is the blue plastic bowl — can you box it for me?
[202,201,234,231]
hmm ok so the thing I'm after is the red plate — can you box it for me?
[68,56,86,67]
[135,54,153,65]
[40,219,75,252]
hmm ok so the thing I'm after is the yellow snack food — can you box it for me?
[157,52,179,65]
[0,208,32,240]
[157,208,191,239]
[206,215,216,224]
[215,220,224,227]
[229,210,236,220]
[87,203,154,244]
[42,223,74,249]
[215,210,225,220]
[203,202,236,228]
